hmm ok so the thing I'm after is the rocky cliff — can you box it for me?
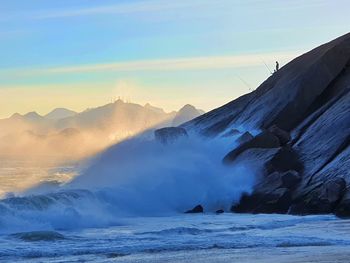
[182,33,350,216]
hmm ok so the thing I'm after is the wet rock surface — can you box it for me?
[223,131,280,163]
[235,131,254,145]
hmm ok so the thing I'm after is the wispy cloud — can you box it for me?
[0,51,300,76]
[0,0,219,21]
[0,0,330,22]
[2,51,300,78]
[34,1,203,19]
[32,0,328,20]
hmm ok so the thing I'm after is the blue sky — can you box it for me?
[0,0,349,117]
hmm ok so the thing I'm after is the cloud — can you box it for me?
[34,1,201,19]
[3,51,300,77]
[0,0,330,22]
[32,0,328,20]
[0,0,219,21]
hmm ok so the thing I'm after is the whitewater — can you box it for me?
[1,134,350,262]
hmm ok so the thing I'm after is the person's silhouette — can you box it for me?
[275,61,279,72]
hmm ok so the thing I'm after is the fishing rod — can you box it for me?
[235,74,252,91]
[260,58,273,75]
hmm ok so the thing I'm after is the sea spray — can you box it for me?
[0,134,256,232]
[68,135,256,213]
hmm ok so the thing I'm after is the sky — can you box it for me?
[0,0,349,118]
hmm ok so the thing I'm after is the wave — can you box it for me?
[0,135,256,232]
[276,241,332,248]
[136,227,215,236]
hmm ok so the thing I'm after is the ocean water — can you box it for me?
[1,213,350,262]
[1,137,350,262]
[0,158,76,197]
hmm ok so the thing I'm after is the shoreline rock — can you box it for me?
[185,205,203,214]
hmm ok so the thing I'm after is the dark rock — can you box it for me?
[231,168,300,214]
[320,178,346,204]
[236,131,254,145]
[154,127,188,144]
[230,146,303,179]
[229,148,280,183]
[268,125,291,145]
[228,148,302,214]
[266,146,303,173]
[281,170,301,189]
[232,188,292,214]
[255,188,292,214]
[185,205,203,213]
[215,209,224,214]
[258,170,301,192]
[290,178,346,215]
[231,192,260,213]
[335,188,350,218]
[223,131,280,163]
[226,145,303,215]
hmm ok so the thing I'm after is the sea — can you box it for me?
[1,144,350,263]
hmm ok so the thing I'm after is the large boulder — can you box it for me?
[232,188,292,214]
[235,131,254,145]
[228,145,303,214]
[259,170,301,191]
[223,131,280,163]
[335,188,350,218]
[290,178,346,215]
[266,146,303,173]
[185,205,203,214]
[281,170,302,189]
[268,125,291,145]
[154,127,188,144]
[232,170,301,214]
[228,145,303,175]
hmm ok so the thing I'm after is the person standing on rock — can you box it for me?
[275,61,279,72]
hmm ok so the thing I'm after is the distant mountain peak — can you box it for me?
[172,104,205,126]
[178,104,204,114]
[45,108,77,120]
[10,113,22,119]
[24,111,41,116]
[144,103,165,114]
[114,99,125,105]
[23,111,43,120]
[180,104,196,110]
[5,111,44,125]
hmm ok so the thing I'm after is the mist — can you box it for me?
[0,100,182,194]
[0,134,256,232]
[69,135,255,214]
